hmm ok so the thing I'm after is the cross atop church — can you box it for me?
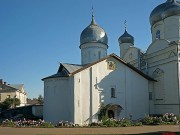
[92,5,94,17]
[124,20,127,30]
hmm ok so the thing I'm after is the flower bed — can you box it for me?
[0,113,179,128]
[141,113,179,125]
[1,119,54,128]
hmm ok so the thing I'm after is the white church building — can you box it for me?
[42,0,180,125]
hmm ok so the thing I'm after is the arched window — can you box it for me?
[156,30,160,39]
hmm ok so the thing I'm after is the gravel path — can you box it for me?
[0,125,179,135]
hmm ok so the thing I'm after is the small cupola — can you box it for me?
[118,29,134,45]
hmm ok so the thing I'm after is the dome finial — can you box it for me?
[118,20,134,45]
[92,5,94,17]
[91,5,96,25]
[124,20,127,31]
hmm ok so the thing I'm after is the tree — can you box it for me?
[12,98,20,107]
[37,94,44,104]
[0,98,20,111]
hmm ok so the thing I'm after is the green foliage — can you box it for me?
[176,115,180,121]
[0,98,20,111]
[102,118,117,127]
[1,99,11,110]
[119,119,132,127]
[141,115,154,125]
[98,104,109,120]
[1,119,15,127]
[13,98,20,106]
[141,115,163,125]
[152,117,163,125]
[0,102,7,111]
[40,122,54,128]
[37,94,44,105]
[134,121,142,126]
[101,117,132,127]
[141,113,179,125]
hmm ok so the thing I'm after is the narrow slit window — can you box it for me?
[156,30,160,39]
[98,51,101,59]
[111,88,116,98]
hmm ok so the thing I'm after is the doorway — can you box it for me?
[108,110,114,118]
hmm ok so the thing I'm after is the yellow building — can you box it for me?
[0,79,27,107]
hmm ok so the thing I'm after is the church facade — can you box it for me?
[42,0,180,125]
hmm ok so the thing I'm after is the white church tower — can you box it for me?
[145,0,180,115]
[80,13,108,65]
[150,0,180,42]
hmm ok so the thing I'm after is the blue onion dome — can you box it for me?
[118,29,134,44]
[150,0,180,26]
[80,15,108,46]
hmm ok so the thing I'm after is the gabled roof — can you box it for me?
[42,54,155,81]
[60,63,83,74]
[0,83,26,94]
[70,53,155,81]
[42,63,83,80]
[9,84,24,90]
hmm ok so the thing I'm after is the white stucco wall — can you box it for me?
[123,47,138,61]
[16,91,27,106]
[147,39,169,55]
[125,68,149,119]
[73,57,149,124]
[43,77,74,124]
[80,43,108,65]
[120,43,133,58]
[151,16,180,42]
[145,44,179,115]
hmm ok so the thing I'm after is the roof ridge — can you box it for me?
[70,53,155,81]
[61,63,82,66]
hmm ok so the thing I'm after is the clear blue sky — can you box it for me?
[0,0,164,99]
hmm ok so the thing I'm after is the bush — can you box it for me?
[40,122,54,128]
[141,115,154,125]
[176,115,180,121]
[152,117,163,125]
[1,119,15,127]
[134,121,142,126]
[98,104,108,121]
[119,119,132,127]
[101,117,133,127]
[141,113,179,125]
[56,121,79,128]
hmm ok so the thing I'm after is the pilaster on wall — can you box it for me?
[177,43,180,114]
